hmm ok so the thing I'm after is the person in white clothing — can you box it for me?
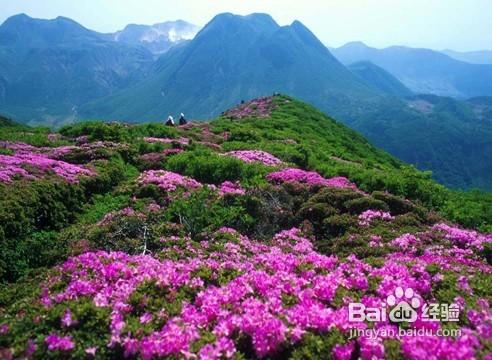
[165,115,175,126]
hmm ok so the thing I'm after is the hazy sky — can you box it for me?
[0,0,491,51]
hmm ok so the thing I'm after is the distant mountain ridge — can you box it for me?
[442,49,492,65]
[332,41,492,98]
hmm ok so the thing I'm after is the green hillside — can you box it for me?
[1,95,491,359]
[344,94,492,190]
[1,95,491,282]
[348,61,413,97]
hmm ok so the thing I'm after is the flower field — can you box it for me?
[0,95,491,359]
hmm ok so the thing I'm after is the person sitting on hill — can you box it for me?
[165,115,175,126]
[179,113,187,125]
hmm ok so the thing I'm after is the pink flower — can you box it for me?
[143,137,189,145]
[266,168,358,190]
[218,181,245,195]
[333,342,354,360]
[85,347,97,356]
[222,97,277,119]
[137,170,202,193]
[140,313,153,324]
[391,233,419,251]
[358,210,394,226]
[0,152,94,183]
[224,150,283,166]
[433,223,491,250]
[45,334,75,351]
[61,309,76,327]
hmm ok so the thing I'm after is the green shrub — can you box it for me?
[309,188,363,210]
[288,330,347,359]
[393,213,423,227]
[372,191,423,216]
[483,243,492,265]
[297,202,337,224]
[164,188,250,239]
[166,149,268,185]
[344,196,389,214]
[322,213,357,238]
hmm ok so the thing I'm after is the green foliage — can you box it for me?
[322,214,357,238]
[483,243,492,266]
[0,152,138,282]
[372,191,424,217]
[82,155,138,196]
[288,330,347,359]
[59,121,179,143]
[344,197,389,214]
[77,193,131,225]
[441,190,492,232]
[164,188,252,239]
[0,179,85,281]
[165,148,269,185]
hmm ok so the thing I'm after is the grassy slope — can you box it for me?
[0,95,491,359]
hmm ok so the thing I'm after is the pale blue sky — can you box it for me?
[0,0,491,51]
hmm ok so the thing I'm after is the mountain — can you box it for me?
[2,13,492,192]
[442,49,492,64]
[81,13,380,121]
[347,61,413,97]
[111,20,200,54]
[0,13,154,126]
[332,41,492,98]
[80,13,492,191]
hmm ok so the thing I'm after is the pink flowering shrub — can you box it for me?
[224,150,283,166]
[433,223,492,250]
[217,181,246,196]
[222,97,277,119]
[2,111,492,359]
[137,170,202,193]
[48,141,129,161]
[143,137,189,146]
[391,233,420,251]
[44,334,75,351]
[0,153,94,183]
[358,209,394,226]
[267,168,358,190]
[1,140,127,161]
[2,224,490,359]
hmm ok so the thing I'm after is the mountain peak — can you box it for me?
[54,15,78,23]
[202,12,279,35]
[289,19,327,51]
[1,13,33,28]
[244,13,278,26]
